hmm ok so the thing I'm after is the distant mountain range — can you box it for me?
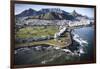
[16,8,88,20]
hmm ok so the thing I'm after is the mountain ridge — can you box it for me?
[16,8,88,20]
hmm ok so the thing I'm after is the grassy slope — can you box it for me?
[16,26,59,38]
[15,26,72,48]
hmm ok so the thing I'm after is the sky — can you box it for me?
[15,4,94,18]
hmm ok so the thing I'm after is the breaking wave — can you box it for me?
[14,30,88,65]
[72,31,88,55]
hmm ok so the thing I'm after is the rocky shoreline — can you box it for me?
[14,29,89,65]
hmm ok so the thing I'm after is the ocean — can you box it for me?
[14,26,95,65]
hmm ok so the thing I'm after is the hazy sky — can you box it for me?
[15,4,94,18]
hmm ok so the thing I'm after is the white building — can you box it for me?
[68,19,91,27]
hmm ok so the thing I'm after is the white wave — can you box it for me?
[35,46,41,50]
[72,33,88,56]
[80,39,88,44]
[73,50,80,56]
[62,49,72,53]
[54,47,60,50]
[79,48,85,54]
[73,33,88,46]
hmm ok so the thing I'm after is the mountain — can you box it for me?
[38,8,67,14]
[71,10,82,17]
[16,8,69,17]
[26,12,74,20]
[16,8,88,20]
[16,8,37,17]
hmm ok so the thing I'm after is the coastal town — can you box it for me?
[14,7,94,65]
[15,17,93,48]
